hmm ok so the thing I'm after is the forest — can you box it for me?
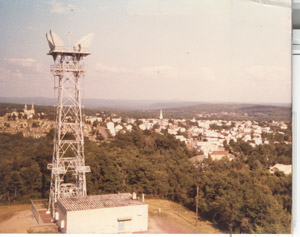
[0,128,292,234]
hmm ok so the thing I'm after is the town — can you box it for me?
[0,103,291,175]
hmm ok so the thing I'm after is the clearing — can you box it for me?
[146,199,223,234]
[0,204,57,233]
[0,199,223,234]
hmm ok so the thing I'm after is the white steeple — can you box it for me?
[160,109,163,120]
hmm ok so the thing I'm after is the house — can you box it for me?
[139,124,146,130]
[243,134,251,142]
[56,193,148,234]
[280,124,288,130]
[210,150,229,161]
[115,124,123,133]
[269,164,292,175]
[126,124,132,132]
[112,117,122,123]
[106,122,116,136]
[175,135,187,143]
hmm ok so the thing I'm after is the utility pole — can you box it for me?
[195,185,199,227]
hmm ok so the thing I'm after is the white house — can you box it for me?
[139,124,146,130]
[115,124,123,133]
[106,122,116,136]
[56,193,148,234]
[126,124,133,131]
[280,123,288,130]
[243,134,251,142]
[269,164,292,175]
[175,135,187,143]
[112,117,122,123]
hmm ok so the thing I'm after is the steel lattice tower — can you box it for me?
[46,30,93,219]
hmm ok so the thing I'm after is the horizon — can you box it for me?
[0,0,292,104]
[0,96,292,108]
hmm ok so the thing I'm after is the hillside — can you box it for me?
[162,104,291,121]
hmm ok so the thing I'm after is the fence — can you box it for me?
[30,199,48,225]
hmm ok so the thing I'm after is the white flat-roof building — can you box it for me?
[56,193,148,234]
[269,164,292,175]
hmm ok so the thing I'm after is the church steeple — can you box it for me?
[160,109,163,120]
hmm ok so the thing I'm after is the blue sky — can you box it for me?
[0,0,292,103]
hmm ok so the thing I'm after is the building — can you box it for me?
[210,150,229,161]
[269,164,292,175]
[23,104,35,119]
[106,122,116,136]
[175,135,187,143]
[56,193,148,234]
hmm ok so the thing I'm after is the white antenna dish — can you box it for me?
[49,30,65,51]
[73,33,94,52]
[46,33,55,50]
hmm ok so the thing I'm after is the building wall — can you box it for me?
[57,204,148,234]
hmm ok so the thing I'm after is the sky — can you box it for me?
[0,0,292,104]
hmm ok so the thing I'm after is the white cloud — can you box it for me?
[94,62,215,83]
[247,65,290,84]
[49,0,78,14]
[5,58,36,68]
[141,65,178,78]
[3,58,43,73]
[187,67,216,82]
[0,67,24,82]
[95,62,132,74]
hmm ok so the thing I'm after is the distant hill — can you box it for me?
[162,104,292,121]
[0,97,196,110]
[0,97,291,121]
[0,97,291,110]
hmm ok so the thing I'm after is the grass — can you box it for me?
[146,198,223,234]
[27,226,58,234]
[0,204,30,223]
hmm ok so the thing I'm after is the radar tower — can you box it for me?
[46,30,94,219]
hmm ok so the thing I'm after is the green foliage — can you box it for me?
[209,123,231,131]
[85,130,195,204]
[0,133,52,202]
[0,129,292,234]
[228,139,292,168]
[195,159,291,233]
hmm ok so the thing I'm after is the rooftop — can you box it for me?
[58,193,146,212]
[211,150,229,155]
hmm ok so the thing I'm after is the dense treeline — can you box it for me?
[0,130,292,233]
[85,130,195,203]
[0,133,52,201]
[195,159,291,233]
